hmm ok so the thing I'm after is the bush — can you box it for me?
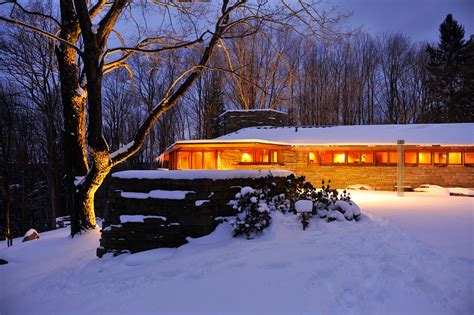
[286,177,362,222]
[230,186,272,239]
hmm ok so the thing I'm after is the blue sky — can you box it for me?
[335,0,474,43]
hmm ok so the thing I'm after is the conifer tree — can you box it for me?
[425,14,474,122]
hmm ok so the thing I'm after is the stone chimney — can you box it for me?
[213,109,289,137]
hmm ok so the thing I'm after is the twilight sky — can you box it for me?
[334,0,474,43]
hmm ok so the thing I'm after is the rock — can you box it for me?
[22,229,40,242]
[0,259,8,265]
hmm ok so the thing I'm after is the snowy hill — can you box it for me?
[1,191,473,315]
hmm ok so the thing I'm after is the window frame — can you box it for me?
[239,148,281,165]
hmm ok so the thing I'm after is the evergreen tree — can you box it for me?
[425,14,474,122]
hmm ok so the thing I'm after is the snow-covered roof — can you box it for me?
[213,123,474,146]
[218,108,287,118]
[112,170,294,180]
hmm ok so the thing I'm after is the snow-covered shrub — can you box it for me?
[230,186,271,239]
[286,177,362,223]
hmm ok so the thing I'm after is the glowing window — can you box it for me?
[389,152,398,163]
[255,149,269,163]
[433,152,447,164]
[192,151,203,169]
[241,150,253,163]
[360,152,373,164]
[448,152,462,164]
[308,152,317,164]
[177,151,191,169]
[348,152,360,164]
[405,152,417,164]
[333,152,346,164]
[271,151,279,163]
[376,152,389,164]
[465,152,474,165]
[320,152,332,165]
[203,151,216,169]
[418,152,432,165]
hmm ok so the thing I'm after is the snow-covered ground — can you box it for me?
[1,191,473,315]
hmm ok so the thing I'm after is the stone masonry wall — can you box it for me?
[214,110,289,137]
[98,175,288,257]
[217,149,474,190]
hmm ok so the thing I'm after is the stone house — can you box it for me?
[161,110,474,190]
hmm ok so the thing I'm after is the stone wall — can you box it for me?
[214,110,289,136]
[217,148,474,190]
[98,175,288,257]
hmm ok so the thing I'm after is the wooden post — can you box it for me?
[397,140,405,197]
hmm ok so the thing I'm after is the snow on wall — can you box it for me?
[119,215,167,223]
[112,169,293,180]
[120,190,194,200]
[213,123,474,146]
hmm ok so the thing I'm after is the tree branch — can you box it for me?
[0,15,84,57]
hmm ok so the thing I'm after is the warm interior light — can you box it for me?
[465,152,474,164]
[434,152,447,164]
[273,151,278,163]
[333,153,345,164]
[309,152,316,163]
[448,152,462,164]
[418,152,431,164]
[241,152,253,163]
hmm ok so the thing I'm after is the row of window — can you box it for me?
[176,151,217,170]
[240,149,279,164]
[308,150,474,166]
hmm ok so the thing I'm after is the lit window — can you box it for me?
[418,152,432,165]
[320,152,332,165]
[203,151,216,169]
[333,152,345,164]
[271,151,279,163]
[348,152,360,164]
[465,152,474,165]
[376,152,389,164]
[241,150,253,163]
[360,152,373,164]
[448,152,462,164]
[308,152,317,164]
[405,152,417,164]
[255,149,269,163]
[177,151,191,169]
[192,151,203,169]
[433,152,447,164]
[389,152,398,163]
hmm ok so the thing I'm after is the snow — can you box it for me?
[295,199,313,212]
[119,215,167,223]
[213,123,474,146]
[110,141,134,159]
[23,229,38,238]
[113,169,293,180]
[414,184,450,196]
[121,189,194,200]
[448,187,474,196]
[414,184,474,196]
[195,200,210,207]
[346,184,375,191]
[218,108,287,118]
[1,191,473,315]
[75,86,86,97]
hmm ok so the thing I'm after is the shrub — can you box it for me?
[230,186,272,239]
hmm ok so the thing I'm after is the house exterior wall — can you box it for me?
[214,147,474,190]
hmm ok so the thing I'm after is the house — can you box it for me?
[161,110,474,190]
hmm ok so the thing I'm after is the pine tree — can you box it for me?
[425,14,474,122]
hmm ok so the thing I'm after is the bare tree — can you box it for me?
[1,0,333,235]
